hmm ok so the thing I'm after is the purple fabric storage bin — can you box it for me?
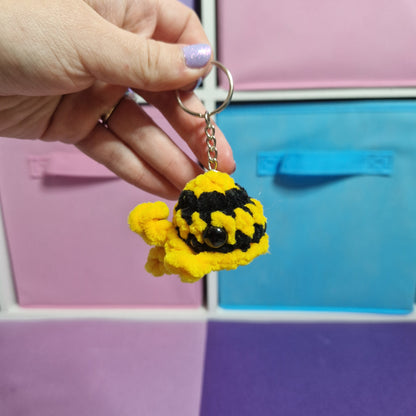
[0,107,202,307]
[0,320,206,416]
[217,0,416,90]
[201,321,416,416]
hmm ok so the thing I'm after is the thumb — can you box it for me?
[78,21,212,92]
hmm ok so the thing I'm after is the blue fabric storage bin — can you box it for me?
[217,100,416,313]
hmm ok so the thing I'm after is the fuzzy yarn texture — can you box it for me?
[128,171,269,282]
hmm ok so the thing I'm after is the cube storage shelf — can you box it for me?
[1,0,416,321]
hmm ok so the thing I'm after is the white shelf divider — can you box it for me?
[0,0,415,321]
[0,203,17,312]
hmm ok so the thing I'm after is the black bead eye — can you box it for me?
[203,226,227,249]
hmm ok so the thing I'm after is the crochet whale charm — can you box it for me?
[128,170,268,282]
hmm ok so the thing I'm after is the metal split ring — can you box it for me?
[175,60,234,118]
[99,91,130,127]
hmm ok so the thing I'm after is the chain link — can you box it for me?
[175,61,234,172]
[204,111,218,171]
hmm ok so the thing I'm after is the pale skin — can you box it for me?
[0,0,235,199]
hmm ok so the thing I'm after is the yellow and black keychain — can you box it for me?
[128,61,268,282]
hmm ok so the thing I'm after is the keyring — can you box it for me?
[176,60,234,171]
[175,60,234,118]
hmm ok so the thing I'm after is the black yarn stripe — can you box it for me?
[174,183,266,253]
[176,223,267,254]
[175,185,254,224]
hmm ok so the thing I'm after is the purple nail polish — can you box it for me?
[183,44,211,68]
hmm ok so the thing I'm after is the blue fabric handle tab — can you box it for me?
[257,150,394,177]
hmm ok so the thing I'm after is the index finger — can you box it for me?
[153,0,213,81]
[137,89,236,174]
[152,0,210,45]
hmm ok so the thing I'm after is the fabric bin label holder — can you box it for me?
[27,152,118,179]
[257,150,394,177]
[217,100,416,313]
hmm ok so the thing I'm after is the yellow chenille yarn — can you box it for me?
[128,170,269,282]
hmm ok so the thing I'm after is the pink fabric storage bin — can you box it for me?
[0,107,203,307]
[217,0,416,90]
[0,320,206,416]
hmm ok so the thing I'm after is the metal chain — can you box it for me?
[204,111,218,171]
[175,61,233,172]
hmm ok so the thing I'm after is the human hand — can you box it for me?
[0,0,235,199]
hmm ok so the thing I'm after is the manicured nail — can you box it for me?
[183,44,211,68]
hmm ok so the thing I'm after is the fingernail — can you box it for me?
[183,44,211,68]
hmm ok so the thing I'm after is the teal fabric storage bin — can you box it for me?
[217,100,416,313]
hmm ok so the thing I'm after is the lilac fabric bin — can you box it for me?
[0,320,206,416]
